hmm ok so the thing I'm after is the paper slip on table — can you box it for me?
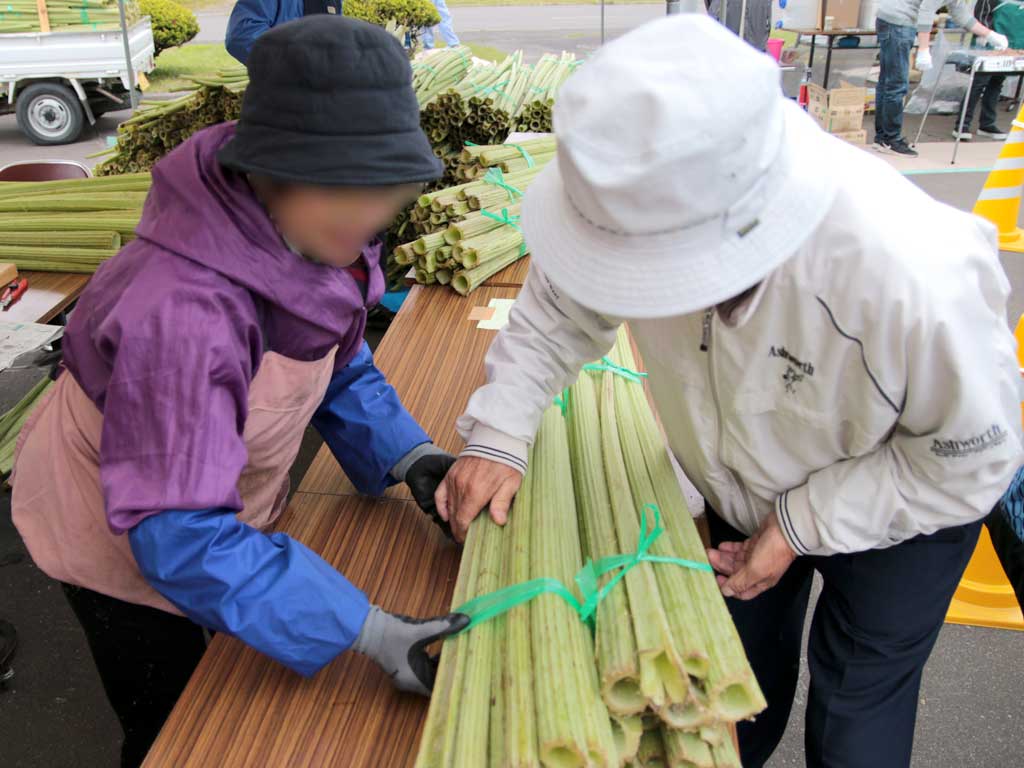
[2,271,89,324]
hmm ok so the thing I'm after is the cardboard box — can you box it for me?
[819,0,861,30]
[807,82,866,134]
[0,263,17,286]
[831,129,867,145]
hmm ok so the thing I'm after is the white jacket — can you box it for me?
[457,148,1024,556]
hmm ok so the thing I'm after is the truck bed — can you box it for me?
[0,18,155,89]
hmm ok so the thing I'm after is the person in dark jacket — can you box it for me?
[226,0,341,64]
[953,0,1017,140]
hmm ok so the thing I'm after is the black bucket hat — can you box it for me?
[218,16,443,186]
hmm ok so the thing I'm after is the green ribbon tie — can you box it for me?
[507,142,535,168]
[574,505,712,624]
[553,388,570,416]
[582,356,648,384]
[482,167,524,202]
[452,504,713,635]
[480,207,526,257]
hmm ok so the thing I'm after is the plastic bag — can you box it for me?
[905,30,972,115]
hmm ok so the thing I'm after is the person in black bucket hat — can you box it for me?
[220,15,443,187]
[11,16,466,768]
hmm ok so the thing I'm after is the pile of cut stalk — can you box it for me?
[94,69,249,176]
[0,174,149,272]
[93,50,575,180]
[418,50,576,183]
[390,137,554,293]
[0,0,138,33]
[416,329,765,767]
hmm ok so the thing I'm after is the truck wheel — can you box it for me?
[15,83,85,145]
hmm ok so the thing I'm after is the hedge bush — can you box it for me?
[346,0,441,44]
[140,0,199,56]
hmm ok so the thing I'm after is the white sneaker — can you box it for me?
[952,129,973,141]
[978,127,1008,140]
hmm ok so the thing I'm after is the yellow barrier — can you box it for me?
[944,315,1024,631]
[972,104,1024,253]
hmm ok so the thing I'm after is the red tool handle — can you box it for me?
[2,278,28,310]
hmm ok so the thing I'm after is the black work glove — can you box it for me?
[405,451,457,538]
[352,606,469,696]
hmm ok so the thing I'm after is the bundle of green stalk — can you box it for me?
[392,137,555,294]
[417,407,621,767]
[0,377,52,478]
[0,173,149,272]
[413,46,474,107]
[416,328,765,767]
[94,69,249,176]
[513,52,578,133]
[0,0,139,33]
[418,51,574,184]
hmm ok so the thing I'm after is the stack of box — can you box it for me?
[807,82,867,144]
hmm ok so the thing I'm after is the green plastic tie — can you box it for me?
[482,167,524,202]
[452,504,713,634]
[581,356,648,384]
[480,207,526,257]
[553,388,570,416]
[506,142,535,167]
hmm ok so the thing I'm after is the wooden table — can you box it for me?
[784,28,880,88]
[3,270,89,324]
[144,284,521,768]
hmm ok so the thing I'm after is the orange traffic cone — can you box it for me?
[945,314,1024,632]
[973,105,1024,252]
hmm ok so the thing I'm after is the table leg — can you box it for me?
[913,63,944,146]
[952,67,977,165]
[809,33,817,73]
[1013,74,1024,113]
[823,36,835,89]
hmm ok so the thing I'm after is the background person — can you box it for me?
[875,0,1007,156]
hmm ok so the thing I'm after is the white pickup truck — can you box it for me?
[0,18,155,145]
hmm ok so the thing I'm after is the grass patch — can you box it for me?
[172,0,232,10]
[430,40,507,62]
[147,43,239,93]
[448,0,653,5]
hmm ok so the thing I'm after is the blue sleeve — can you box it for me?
[226,0,283,64]
[311,342,430,496]
[129,508,369,677]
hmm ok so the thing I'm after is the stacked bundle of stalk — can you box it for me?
[392,137,555,293]
[0,173,149,272]
[0,0,138,33]
[94,69,249,176]
[416,408,621,767]
[0,376,52,478]
[513,52,578,133]
[416,327,765,767]
[412,46,474,107]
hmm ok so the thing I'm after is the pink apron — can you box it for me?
[11,348,337,614]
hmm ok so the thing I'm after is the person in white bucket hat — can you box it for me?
[435,14,1023,768]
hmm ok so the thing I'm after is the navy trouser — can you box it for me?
[875,18,918,143]
[707,509,981,768]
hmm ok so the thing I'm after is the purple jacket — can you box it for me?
[64,122,385,533]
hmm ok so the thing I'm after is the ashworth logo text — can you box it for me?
[931,425,1008,458]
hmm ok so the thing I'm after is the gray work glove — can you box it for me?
[352,606,469,696]
[392,444,457,539]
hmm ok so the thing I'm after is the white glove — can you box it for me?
[986,31,1010,50]
[915,49,933,71]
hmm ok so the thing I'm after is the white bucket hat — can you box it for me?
[522,14,840,319]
